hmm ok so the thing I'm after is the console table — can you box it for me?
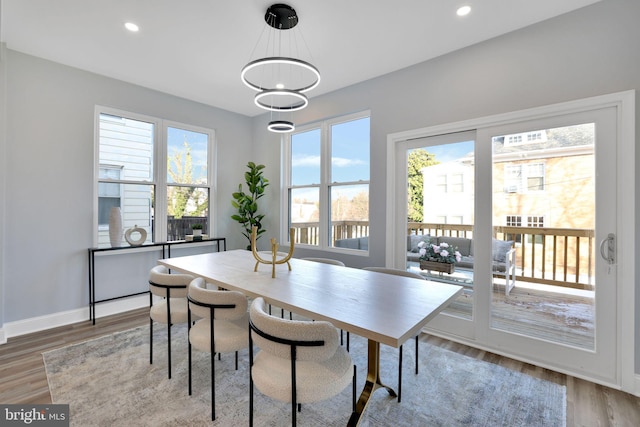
[87,238,226,324]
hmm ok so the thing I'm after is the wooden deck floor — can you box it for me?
[411,262,595,347]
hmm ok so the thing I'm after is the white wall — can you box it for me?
[0,49,252,328]
[252,0,640,374]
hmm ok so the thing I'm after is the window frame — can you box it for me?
[93,106,216,247]
[282,110,370,252]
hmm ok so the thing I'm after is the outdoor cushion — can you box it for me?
[436,236,472,256]
[335,238,361,250]
[492,239,514,262]
[359,237,369,251]
[408,234,431,252]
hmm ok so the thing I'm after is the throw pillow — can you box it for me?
[410,234,430,252]
[492,239,514,263]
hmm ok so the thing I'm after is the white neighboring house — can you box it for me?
[421,160,475,225]
[97,114,154,247]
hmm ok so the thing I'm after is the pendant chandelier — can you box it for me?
[241,3,320,133]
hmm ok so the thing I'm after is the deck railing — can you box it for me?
[167,216,208,241]
[291,221,370,246]
[407,223,595,290]
[291,221,595,291]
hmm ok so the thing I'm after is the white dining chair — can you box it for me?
[148,265,194,379]
[248,297,355,427]
[187,277,249,421]
[363,266,425,402]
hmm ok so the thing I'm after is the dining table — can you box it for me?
[158,249,463,426]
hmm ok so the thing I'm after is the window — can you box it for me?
[451,173,464,193]
[95,108,215,247]
[504,162,545,193]
[527,215,544,227]
[505,214,544,243]
[285,112,370,250]
[504,131,547,146]
[506,215,522,227]
[506,215,523,242]
[435,174,447,193]
[526,164,545,191]
[507,135,522,145]
[528,132,544,142]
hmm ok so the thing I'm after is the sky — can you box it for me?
[167,126,209,183]
[413,140,475,163]
[291,117,370,186]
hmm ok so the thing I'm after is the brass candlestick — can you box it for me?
[251,226,295,278]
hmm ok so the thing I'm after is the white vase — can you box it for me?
[109,207,123,247]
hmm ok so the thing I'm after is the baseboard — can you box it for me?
[1,295,149,342]
[635,374,640,397]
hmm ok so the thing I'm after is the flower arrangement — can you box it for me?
[418,240,462,264]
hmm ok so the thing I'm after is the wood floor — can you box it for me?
[1,308,639,426]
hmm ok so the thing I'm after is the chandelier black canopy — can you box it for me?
[241,3,320,132]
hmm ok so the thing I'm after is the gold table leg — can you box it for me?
[347,339,396,426]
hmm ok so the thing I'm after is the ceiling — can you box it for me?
[0,0,600,117]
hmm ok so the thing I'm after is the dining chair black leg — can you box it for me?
[188,311,192,396]
[210,316,215,421]
[166,293,172,379]
[149,293,153,366]
[352,365,357,412]
[149,317,153,365]
[415,335,419,375]
[249,327,255,427]
[398,344,403,403]
[166,322,172,379]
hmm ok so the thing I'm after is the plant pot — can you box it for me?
[419,260,455,274]
[193,229,202,237]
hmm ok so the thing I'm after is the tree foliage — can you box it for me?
[231,162,269,249]
[407,149,439,222]
[331,191,369,221]
[167,141,208,218]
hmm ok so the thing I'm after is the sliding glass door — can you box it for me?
[479,107,617,382]
[388,93,631,386]
[397,131,477,338]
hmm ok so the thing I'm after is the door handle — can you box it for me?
[599,233,616,265]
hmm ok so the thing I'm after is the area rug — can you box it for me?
[43,324,565,426]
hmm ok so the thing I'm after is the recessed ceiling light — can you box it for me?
[457,6,471,17]
[124,22,139,32]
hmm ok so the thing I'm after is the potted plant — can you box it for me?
[191,223,203,237]
[417,240,461,274]
[231,162,269,249]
